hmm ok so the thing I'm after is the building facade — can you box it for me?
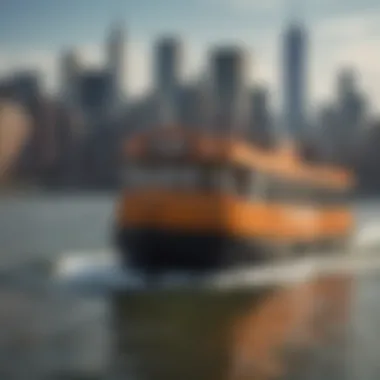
[210,46,249,134]
[283,23,307,141]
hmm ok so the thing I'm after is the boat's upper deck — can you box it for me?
[122,128,354,190]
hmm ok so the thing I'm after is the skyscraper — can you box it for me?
[283,22,307,141]
[155,37,182,97]
[77,70,111,123]
[249,86,272,146]
[61,48,81,109]
[337,69,364,132]
[336,68,366,162]
[154,36,182,125]
[317,104,339,162]
[107,21,126,113]
[210,46,249,134]
[337,68,356,98]
[177,81,210,129]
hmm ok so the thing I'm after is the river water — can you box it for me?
[0,194,378,256]
[0,194,379,379]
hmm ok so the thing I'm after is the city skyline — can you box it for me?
[0,2,374,191]
[0,0,380,114]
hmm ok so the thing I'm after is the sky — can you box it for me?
[1,0,380,114]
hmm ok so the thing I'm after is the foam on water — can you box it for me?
[51,249,380,295]
[353,222,380,252]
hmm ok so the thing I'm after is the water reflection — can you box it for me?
[0,254,380,380]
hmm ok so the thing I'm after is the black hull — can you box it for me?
[114,228,269,274]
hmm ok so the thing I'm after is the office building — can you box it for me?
[6,71,42,106]
[154,36,182,125]
[155,36,182,97]
[337,69,366,130]
[107,22,126,113]
[335,69,367,163]
[61,48,81,109]
[77,70,111,123]
[249,86,272,146]
[210,46,249,133]
[283,22,307,141]
[177,81,210,129]
[316,104,339,161]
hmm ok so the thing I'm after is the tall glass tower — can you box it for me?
[283,22,307,141]
[154,36,182,125]
[210,46,248,134]
[107,21,126,113]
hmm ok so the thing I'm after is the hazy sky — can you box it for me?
[1,0,380,113]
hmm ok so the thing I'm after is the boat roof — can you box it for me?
[122,127,354,190]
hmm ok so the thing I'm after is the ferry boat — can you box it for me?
[114,127,354,273]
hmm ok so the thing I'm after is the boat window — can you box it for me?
[207,166,234,193]
[257,173,350,205]
[296,183,315,203]
[212,166,255,197]
[319,187,350,205]
[264,176,278,200]
[123,162,265,198]
[317,188,329,204]
[122,163,203,190]
[201,165,220,192]
[251,172,267,199]
[265,176,293,201]
[265,177,318,204]
[235,167,253,196]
